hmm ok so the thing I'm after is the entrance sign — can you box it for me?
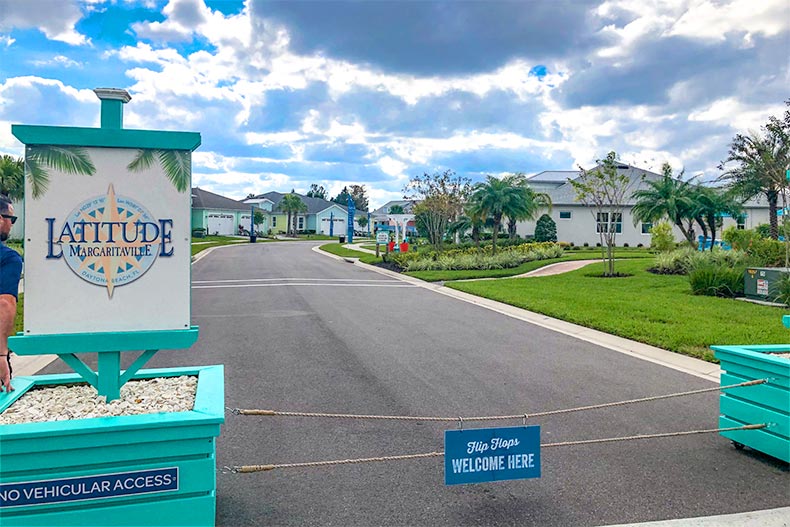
[0,468,179,508]
[19,136,193,335]
[444,426,541,485]
[376,232,389,244]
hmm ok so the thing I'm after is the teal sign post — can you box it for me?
[0,89,224,527]
[444,426,541,485]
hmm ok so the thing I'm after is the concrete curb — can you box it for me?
[601,506,790,527]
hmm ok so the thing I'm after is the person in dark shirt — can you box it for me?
[0,194,22,392]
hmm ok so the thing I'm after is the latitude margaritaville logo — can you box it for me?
[45,184,174,298]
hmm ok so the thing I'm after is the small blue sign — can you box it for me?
[444,426,540,485]
[0,467,178,508]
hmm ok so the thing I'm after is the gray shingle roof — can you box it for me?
[528,170,578,183]
[371,200,419,216]
[251,191,347,214]
[191,187,251,211]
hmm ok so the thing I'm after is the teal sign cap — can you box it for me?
[444,425,541,485]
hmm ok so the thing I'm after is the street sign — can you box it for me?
[444,425,540,485]
[376,232,389,244]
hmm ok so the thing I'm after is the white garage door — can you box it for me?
[207,213,235,235]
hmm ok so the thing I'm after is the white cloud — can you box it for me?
[31,55,82,68]
[668,0,790,43]
[0,35,14,47]
[0,0,88,45]
[688,97,786,131]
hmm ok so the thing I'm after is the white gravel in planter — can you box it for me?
[0,376,197,425]
[772,353,790,359]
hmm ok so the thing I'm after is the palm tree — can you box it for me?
[389,204,405,214]
[277,194,298,235]
[469,175,530,254]
[694,187,744,251]
[501,173,552,239]
[291,197,307,236]
[719,101,789,239]
[127,149,191,193]
[25,145,96,198]
[0,155,24,200]
[631,163,697,246]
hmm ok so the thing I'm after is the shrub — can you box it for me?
[583,242,589,247]
[623,243,629,247]
[649,222,675,252]
[755,223,771,238]
[688,264,745,298]
[773,274,790,306]
[637,243,644,248]
[748,238,786,267]
[650,247,751,275]
[534,214,557,243]
[722,226,761,251]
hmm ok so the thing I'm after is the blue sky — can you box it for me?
[0,0,788,209]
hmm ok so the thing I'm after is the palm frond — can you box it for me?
[28,146,95,176]
[127,149,158,173]
[24,156,49,199]
[157,150,191,193]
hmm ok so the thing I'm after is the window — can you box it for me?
[559,211,572,219]
[272,217,277,227]
[596,212,622,233]
[641,222,653,234]
[736,216,746,230]
[298,217,304,230]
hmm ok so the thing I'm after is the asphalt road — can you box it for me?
[38,241,789,526]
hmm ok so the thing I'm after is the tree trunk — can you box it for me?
[293,214,298,236]
[472,225,480,247]
[507,218,517,239]
[492,223,499,255]
[767,190,779,239]
[674,215,696,247]
[286,212,292,236]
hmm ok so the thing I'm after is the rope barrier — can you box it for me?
[232,378,767,422]
[228,423,767,473]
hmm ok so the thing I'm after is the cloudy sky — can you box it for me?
[0,0,788,209]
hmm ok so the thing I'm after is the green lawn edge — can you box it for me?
[319,243,382,264]
[446,258,789,362]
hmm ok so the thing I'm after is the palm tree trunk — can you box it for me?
[767,190,779,239]
[507,218,517,239]
[286,212,292,235]
[492,223,499,255]
[472,225,480,247]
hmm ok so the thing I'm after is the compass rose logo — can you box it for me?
[47,184,173,298]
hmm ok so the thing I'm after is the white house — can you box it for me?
[518,164,770,247]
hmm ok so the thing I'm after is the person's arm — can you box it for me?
[0,294,16,392]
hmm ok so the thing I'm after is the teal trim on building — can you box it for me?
[11,125,201,151]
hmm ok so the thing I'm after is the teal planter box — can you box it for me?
[712,345,789,463]
[0,365,224,526]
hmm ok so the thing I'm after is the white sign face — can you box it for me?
[24,146,192,335]
[376,232,389,244]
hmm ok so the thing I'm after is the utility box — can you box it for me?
[744,267,790,301]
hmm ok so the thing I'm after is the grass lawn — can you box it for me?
[406,250,654,282]
[447,258,788,362]
[319,243,383,265]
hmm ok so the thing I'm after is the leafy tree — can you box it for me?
[718,100,790,239]
[246,193,256,199]
[388,204,405,214]
[631,163,697,246]
[0,155,24,200]
[649,222,675,252]
[404,169,471,250]
[356,215,368,229]
[349,184,368,211]
[331,184,368,211]
[570,151,633,276]
[534,214,557,242]
[253,210,265,230]
[306,184,328,200]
